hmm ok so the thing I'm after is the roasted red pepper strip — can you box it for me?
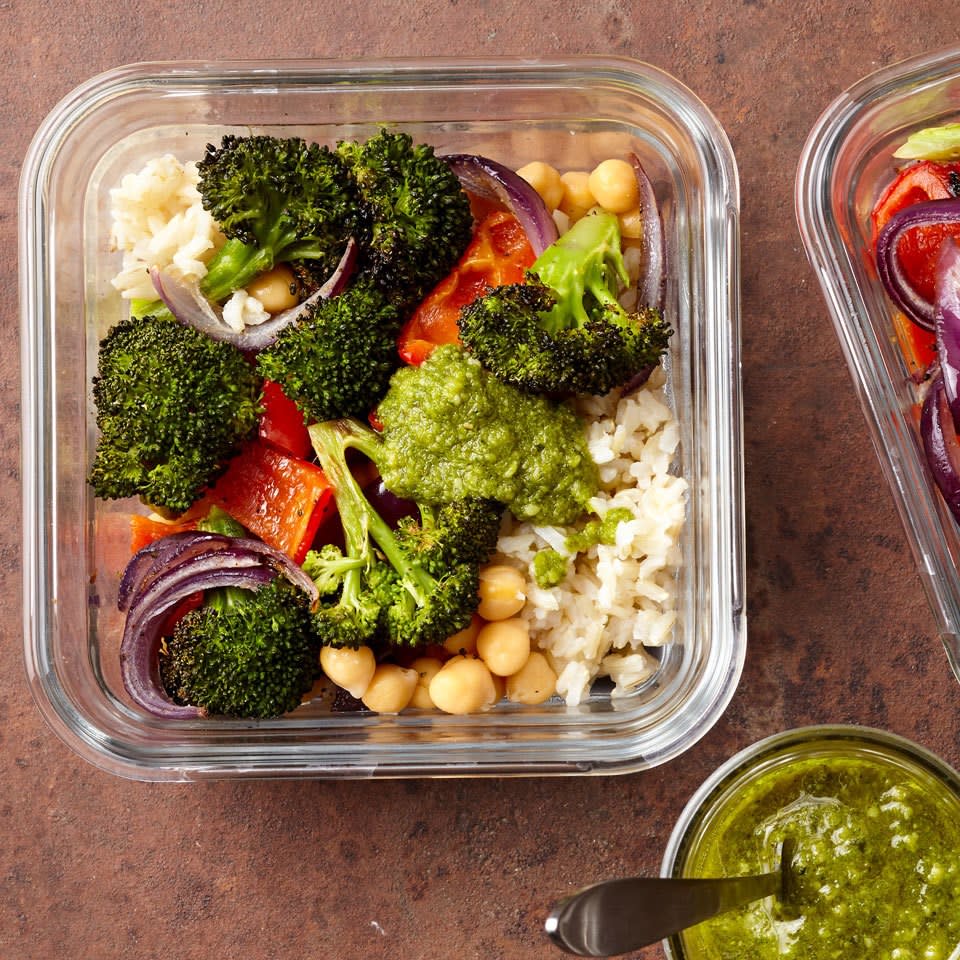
[258,379,312,460]
[129,514,198,555]
[205,440,335,563]
[871,160,960,237]
[871,161,960,315]
[398,210,536,365]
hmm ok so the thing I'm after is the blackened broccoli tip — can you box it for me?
[457,209,673,396]
[335,129,474,311]
[255,280,403,423]
[307,418,500,650]
[195,133,360,304]
[88,312,262,513]
[158,576,321,720]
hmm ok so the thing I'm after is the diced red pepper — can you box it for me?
[258,379,312,461]
[870,161,960,315]
[205,440,336,563]
[398,210,536,365]
[871,160,960,237]
[892,307,936,380]
[129,514,198,555]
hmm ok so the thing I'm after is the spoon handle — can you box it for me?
[545,872,782,957]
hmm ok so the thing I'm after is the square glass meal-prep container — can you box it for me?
[20,57,743,780]
[796,46,960,687]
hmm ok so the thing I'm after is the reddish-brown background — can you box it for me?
[4,3,960,959]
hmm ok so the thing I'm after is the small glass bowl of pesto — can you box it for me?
[662,726,960,960]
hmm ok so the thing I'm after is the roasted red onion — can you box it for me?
[922,374,960,523]
[151,237,358,351]
[628,153,666,311]
[876,198,960,331]
[118,533,319,719]
[442,153,558,256]
[935,239,960,424]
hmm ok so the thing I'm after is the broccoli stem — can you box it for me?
[195,505,253,612]
[308,420,434,606]
[199,238,275,304]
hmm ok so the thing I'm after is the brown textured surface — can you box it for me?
[5,3,960,959]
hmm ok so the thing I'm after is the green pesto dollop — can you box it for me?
[679,754,960,960]
[564,506,634,553]
[533,548,569,588]
[375,345,599,525]
[532,507,635,588]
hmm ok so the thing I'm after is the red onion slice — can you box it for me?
[442,153,558,256]
[121,563,278,720]
[628,153,666,311]
[935,238,960,423]
[876,198,960,331]
[118,531,223,611]
[118,533,320,719]
[922,374,960,524]
[150,237,358,351]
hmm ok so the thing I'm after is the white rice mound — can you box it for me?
[109,155,224,301]
[494,367,687,706]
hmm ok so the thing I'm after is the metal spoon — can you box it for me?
[545,838,796,957]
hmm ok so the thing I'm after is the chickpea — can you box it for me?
[319,644,376,700]
[558,171,595,222]
[409,656,444,709]
[477,564,526,621]
[476,617,530,677]
[506,651,557,705]
[515,161,564,212]
[428,656,498,715]
[246,264,299,313]
[443,613,482,656]
[618,206,644,241]
[361,664,418,714]
[588,158,639,214]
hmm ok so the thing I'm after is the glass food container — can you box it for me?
[662,725,960,960]
[20,57,743,780]
[796,45,960,687]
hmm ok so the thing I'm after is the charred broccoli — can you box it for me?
[306,418,502,649]
[89,313,262,512]
[156,507,322,720]
[457,209,672,395]
[196,134,360,303]
[336,130,473,312]
[159,576,320,719]
[255,279,403,422]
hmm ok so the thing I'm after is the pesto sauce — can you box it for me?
[680,756,960,960]
[375,345,599,525]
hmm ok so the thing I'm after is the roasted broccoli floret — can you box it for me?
[156,507,322,720]
[89,313,262,512]
[307,418,502,649]
[196,134,360,303]
[457,209,672,395]
[255,280,403,422]
[336,130,473,312]
[158,576,320,719]
[302,543,366,598]
[395,499,504,576]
